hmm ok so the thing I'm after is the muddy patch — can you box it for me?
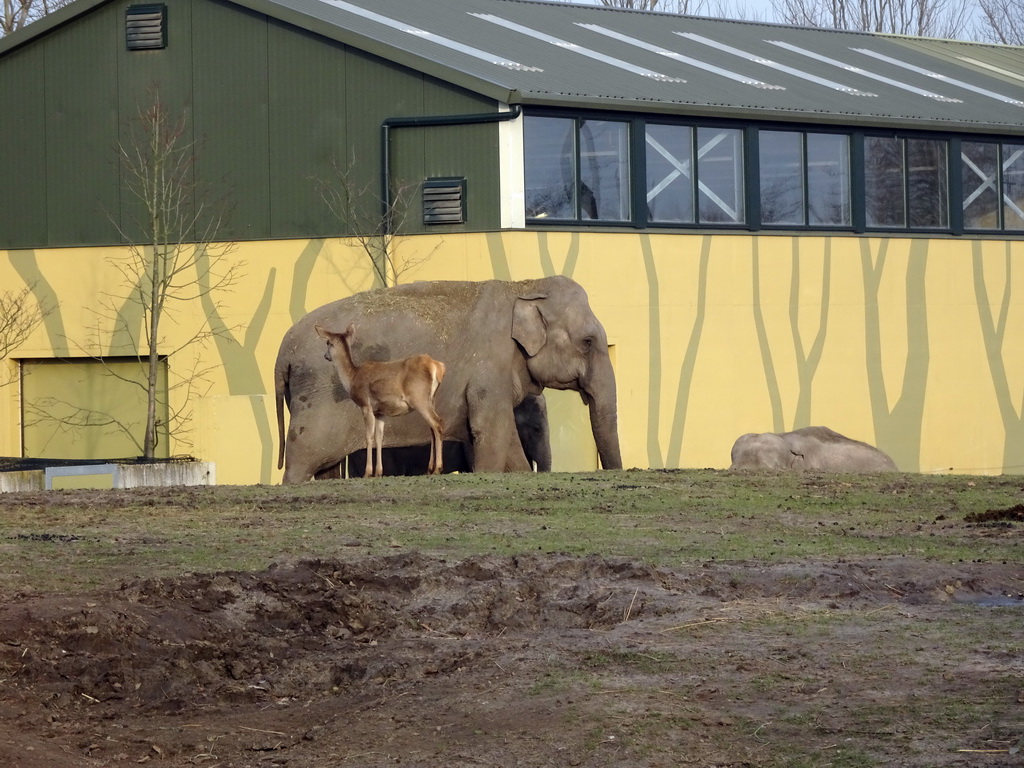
[1,552,1022,767]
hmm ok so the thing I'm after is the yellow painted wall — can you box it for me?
[3,231,1023,482]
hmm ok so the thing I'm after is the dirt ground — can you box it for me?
[1,505,1022,766]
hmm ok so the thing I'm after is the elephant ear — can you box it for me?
[512,293,548,357]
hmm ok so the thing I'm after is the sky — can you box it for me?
[566,0,781,24]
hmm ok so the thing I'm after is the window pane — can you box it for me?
[759,131,803,225]
[697,127,744,224]
[1003,143,1024,230]
[908,139,948,229]
[962,141,999,230]
[807,133,850,226]
[525,116,575,219]
[865,137,905,227]
[646,124,694,223]
[579,120,630,221]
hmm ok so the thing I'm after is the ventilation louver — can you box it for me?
[423,177,465,225]
[126,5,167,50]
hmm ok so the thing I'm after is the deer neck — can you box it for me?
[332,336,360,392]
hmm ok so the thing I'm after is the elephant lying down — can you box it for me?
[729,426,897,472]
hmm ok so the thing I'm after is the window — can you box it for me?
[908,139,949,229]
[759,131,851,227]
[524,110,1021,236]
[645,123,744,225]
[808,134,851,226]
[865,137,906,227]
[865,136,948,229]
[646,124,694,224]
[697,127,744,224]
[962,141,1024,231]
[525,116,630,222]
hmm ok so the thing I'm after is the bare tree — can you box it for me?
[551,0,758,18]
[317,154,438,288]
[0,285,46,388]
[32,94,246,459]
[107,95,241,457]
[974,0,1024,42]
[1,0,72,36]
[771,0,975,37]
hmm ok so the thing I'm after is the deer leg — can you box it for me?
[422,407,444,475]
[362,408,376,478]
[374,417,385,478]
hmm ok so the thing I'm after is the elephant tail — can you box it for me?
[275,359,289,471]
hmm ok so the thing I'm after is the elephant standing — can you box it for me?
[514,393,552,472]
[729,426,897,472]
[275,277,620,483]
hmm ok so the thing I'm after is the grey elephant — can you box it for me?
[347,393,552,475]
[514,392,552,472]
[729,426,897,473]
[275,277,620,483]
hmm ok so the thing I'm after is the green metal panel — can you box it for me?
[116,0,196,245]
[44,5,121,246]
[419,81,500,234]
[344,49,499,236]
[191,0,270,241]
[0,44,47,248]
[267,20,348,238]
[344,46,425,225]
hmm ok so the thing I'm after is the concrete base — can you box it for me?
[0,461,216,492]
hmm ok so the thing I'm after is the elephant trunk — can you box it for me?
[584,354,622,470]
[589,398,622,469]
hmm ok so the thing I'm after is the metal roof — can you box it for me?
[4,0,1024,134]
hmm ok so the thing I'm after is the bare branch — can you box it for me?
[28,89,242,458]
[1,0,72,35]
[771,0,976,36]
[974,0,1024,43]
[315,154,438,287]
[0,285,48,389]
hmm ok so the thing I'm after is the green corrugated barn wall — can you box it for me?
[0,0,501,251]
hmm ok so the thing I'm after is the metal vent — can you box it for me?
[423,177,465,225]
[126,5,167,51]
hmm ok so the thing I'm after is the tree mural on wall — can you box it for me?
[972,242,1024,472]
[740,237,929,471]
[663,235,711,469]
[749,238,831,434]
[860,239,929,473]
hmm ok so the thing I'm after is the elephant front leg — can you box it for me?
[469,408,530,472]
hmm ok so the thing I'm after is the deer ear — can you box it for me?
[512,296,547,357]
[315,324,330,340]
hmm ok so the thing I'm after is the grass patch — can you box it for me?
[0,469,1021,594]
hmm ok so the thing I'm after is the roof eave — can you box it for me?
[514,92,1024,135]
[227,0,520,106]
[0,0,108,56]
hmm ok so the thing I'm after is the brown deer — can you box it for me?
[315,323,446,477]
